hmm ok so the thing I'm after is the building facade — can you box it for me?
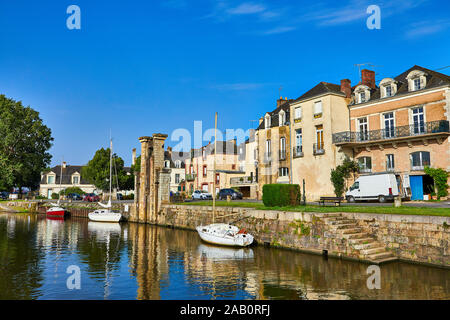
[289,81,352,200]
[163,147,189,193]
[256,98,293,194]
[39,162,97,198]
[332,66,450,200]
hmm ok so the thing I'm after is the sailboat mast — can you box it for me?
[110,139,113,201]
[213,112,217,224]
[59,158,63,202]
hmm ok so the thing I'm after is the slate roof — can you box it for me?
[293,82,344,103]
[41,165,132,185]
[257,99,292,130]
[165,150,189,168]
[350,65,450,105]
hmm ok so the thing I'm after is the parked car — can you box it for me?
[192,190,213,200]
[218,188,243,200]
[116,193,123,200]
[67,193,82,200]
[346,173,399,203]
[0,191,9,200]
[83,193,100,202]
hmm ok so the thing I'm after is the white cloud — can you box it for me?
[227,3,266,15]
[405,19,450,38]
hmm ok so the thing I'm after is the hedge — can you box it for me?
[262,184,301,207]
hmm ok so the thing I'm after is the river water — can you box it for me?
[0,212,449,300]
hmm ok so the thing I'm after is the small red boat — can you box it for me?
[46,206,69,218]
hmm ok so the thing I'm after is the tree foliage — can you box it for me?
[330,158,359,197]
[0,95,53,191]
[59,186,86,196]
[424,166,449,199]
[82,148,133,191]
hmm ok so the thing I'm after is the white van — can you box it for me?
[346,173,400,203]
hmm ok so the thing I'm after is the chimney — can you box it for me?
[361,69,376,89]
[340,79,351,98]
[277,97,288,107]
[132,148,136,166]
[62,162,67,168]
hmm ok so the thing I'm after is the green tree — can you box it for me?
[330,158,359,197]
[59,186,86,196]
[82,148,133,191]
[0,95,53,192]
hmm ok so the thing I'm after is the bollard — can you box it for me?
[227,195,231,203]
[394,196,402,207]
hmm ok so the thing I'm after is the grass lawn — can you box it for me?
[177,201,450,217]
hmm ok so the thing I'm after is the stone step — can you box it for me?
[331,223,358,229]
[353,242,380,250]
[371,256,398,264]
[342,232,367,239]
[367,251,394,261]
[339,227,363,234]
[348,237,375,244]
[329,219,357,226]
[361,247,386,255]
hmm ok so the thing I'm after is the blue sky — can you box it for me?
[1,0,449,166]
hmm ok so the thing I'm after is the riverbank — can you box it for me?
[159,204,450,268]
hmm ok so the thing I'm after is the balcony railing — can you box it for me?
[293,146,303,158]
[279,150,286,161]
[332,120,450,144]
[230,176,257,185]
[185,173,196,181]
[313,143,325,155]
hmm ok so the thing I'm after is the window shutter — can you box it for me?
[314,101,322,114]
[295,107,302,119]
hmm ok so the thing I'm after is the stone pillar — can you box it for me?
[138,136,152,223]
[149,134,168,223]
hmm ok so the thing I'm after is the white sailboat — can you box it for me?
[88,138,122,223]
[196,112,254,248]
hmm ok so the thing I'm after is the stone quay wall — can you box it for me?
[157,204,450,268]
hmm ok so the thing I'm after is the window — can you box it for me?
[359,92,366,103]
[314,101,322,117]
[384,112,395,138]
[164,160,170,168]
[358,117,368,141]
[232,164,236,170]
[316,125,324,149]
[412,107,425,134]
[265,115,271,129]
[202,149,206,160]
[47,175,55,184]
[279,167,289,177]
[349,181,359,191]
[203,165,207,177]
[294,107,302,121]
[279,111,285,126]
[215,173,220,184]
[175,174,180,184]
[175,160,181,168]
[358,157,372,173]
[410,151,430,170]
[386,154,395,171]
[279,137,286,160]
[295,129,303,156]
[72,176,79,184]
[414,78,421,91]
[385,85,392,97]
[265,139,271,159]
[189,165,193,174]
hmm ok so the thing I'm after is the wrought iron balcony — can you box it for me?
[313,143,325,155]
[293,146,304,158]
[185,173,196,181]
[332,120,450,145]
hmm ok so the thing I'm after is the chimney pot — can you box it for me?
[62,162,67,168]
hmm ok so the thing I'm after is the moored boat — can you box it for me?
[46,206,69,218]
[196,223,254,247]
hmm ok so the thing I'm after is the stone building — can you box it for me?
[256,98,293,195]
[39,162,97,198]
[163,147,190,193]
[333,66,450,200]
[289,81,352,200]
[184,140,239,195]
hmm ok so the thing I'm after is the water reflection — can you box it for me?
[0,212,449,300]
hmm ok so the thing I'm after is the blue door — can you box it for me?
[410,175,423,200]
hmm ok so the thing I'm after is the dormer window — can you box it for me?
[164,160,170,168]
[175,160,181,168]
[385,86,392,97]
[279,110,286,126]
[406,70,427,92]
[72,175,79,184]
[380,78,397,98]
[264,114,271,129]
[354,85,370,104]
[47,174,55,184]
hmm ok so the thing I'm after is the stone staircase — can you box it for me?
[323,214,397,264]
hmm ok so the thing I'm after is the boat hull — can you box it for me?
[46,208,69,217]
[196,225,254,247]
[88,211,122,223]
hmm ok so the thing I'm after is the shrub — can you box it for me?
[60,187,86,196]
[424,167,449,199]
[122,194,134,200]
[262,184,301,207]
[51,193,59,200]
